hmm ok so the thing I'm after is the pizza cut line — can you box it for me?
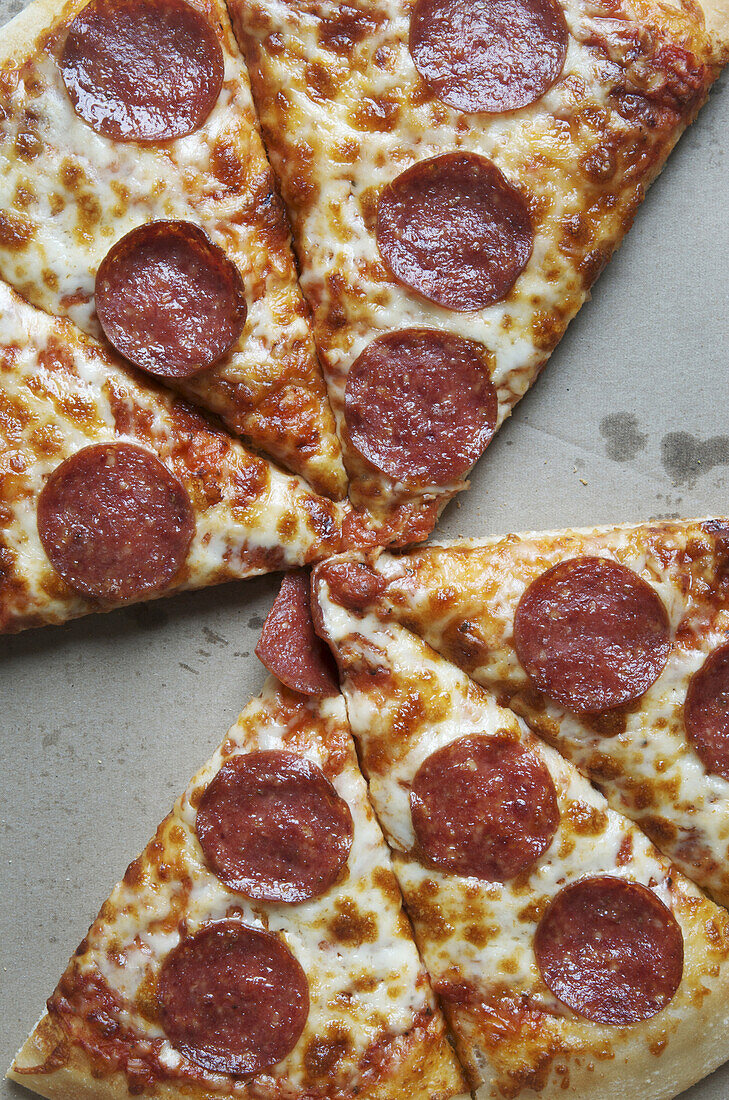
[8,676,468,1100]
[0,279,346,633]
[0,0,727,627]
[0,0,348,501]
[311,565,729,1099]
[1,0,729,1093]
[8,539,729,1100]
[308,518,729,909]
[230,0,729,544]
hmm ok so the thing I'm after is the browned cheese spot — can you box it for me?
[304,1024,352,1079]
[565,801,608,836]
[0,210,33,251]
[329,897,378,945]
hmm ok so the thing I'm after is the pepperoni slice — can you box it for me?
[37,443,194,602]
[514,557,671,714]
[376,153,533,312]
[59,0,224,142]
[95,221,247,380]
[409,0,569,114]
[535,877,684,1025]
[255,572,338,695]
[410,735,559,881]
[196,750,353,902]
[158,921,309,1075]
[684,642,729,780]
[344,329,497,486]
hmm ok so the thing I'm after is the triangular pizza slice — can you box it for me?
[8,676,467,1100]
[306,519,729,912]
[0,279,346,633]
[312,564,729,1100]
[230,0,728,544]
[0,0,346,500]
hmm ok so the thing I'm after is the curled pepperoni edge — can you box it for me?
[255,571,339,696]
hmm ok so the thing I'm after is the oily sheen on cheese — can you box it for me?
[0,280,345,632]
[10,679,464,1099]
[312,576,729,1100]
[326,519,729,909]
[0,0,345,499]
[233,0,724,537]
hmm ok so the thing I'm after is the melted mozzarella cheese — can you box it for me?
[233,0,718,526]
[368,519,729,907]
[314,580,729,1099]
[0,282,345,631]
[61,680,443,1095]
[0,0,345,497]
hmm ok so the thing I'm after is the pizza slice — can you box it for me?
[306,518,729,912]
[0,278,347,634]
[312,564,729,1100]
[8,675,467,1100]
[0,0,346,500]
[230,0,728,544]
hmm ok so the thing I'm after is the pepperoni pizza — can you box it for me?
[0,0,346,499]
[9,676,467,1100]
[311,564,729,1099]
[0,0,728,633]
[0,280,345,632]
[307,518,729,911]
[231,0,729,544]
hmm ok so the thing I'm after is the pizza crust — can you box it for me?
[0,0,77,68]
[9,1011,467,1100]
[468,958,729,1100]
[6,680,468,1100]
[696,0,729,49]
[9,1015,145,1100]
[313,575,729,1100]
[0,0,348,501]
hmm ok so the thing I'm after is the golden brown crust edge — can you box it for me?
[361,1012,467,1100]
[8,1014,141,1100]
[696,0,729,51]
[472,965,729,1100]
[8,1011,468,1100]
[0,0,78,68]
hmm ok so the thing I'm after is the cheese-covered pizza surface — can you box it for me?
[231,0,728,542]
[0,0,346,499]
[0,281,345,632]
[2,0,729,1092]
[310,518,729,909]
[312,567,729,1099]
[9,677,467,1100]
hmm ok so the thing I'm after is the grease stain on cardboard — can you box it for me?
[661,432,729,487]
[599,413,648,462]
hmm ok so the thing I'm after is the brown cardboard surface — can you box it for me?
[0,0,728,1094]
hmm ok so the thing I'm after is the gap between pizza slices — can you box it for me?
[0,0,728,585]
[309,571,729,1100]
[0,279,347,632]
[230,0,729,545]
[11,553,729,1100]
[309,517,729,914]
[8,677,469,1100]
[0,0,347,500]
